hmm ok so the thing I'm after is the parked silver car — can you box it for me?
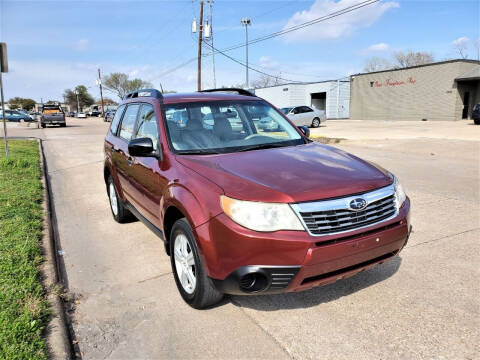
[281,106,326,128]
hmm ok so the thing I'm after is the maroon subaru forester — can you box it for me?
[104,88,411,309]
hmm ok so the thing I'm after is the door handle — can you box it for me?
[126,156,134,166]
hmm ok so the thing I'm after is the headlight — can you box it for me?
[220,195,304,232]
[393,176,407,209]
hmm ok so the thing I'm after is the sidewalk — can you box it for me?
[311,119,480,141]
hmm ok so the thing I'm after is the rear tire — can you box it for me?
[107,175,132,223]
[41,123,46,128]
[170,218,223,309]
[474,118,480,125]
[60,123,66,127]
[312,117,320,128]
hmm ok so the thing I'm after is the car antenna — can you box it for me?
[159,83,164,94]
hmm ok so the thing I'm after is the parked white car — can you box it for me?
[77,112,87,118]
[281,106,326,128]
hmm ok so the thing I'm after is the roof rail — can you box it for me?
[199,88,257,97]
[124,88,163,100]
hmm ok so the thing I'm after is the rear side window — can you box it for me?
[119,104,140,141]
[135,104,159,150]
[110,105,125,135]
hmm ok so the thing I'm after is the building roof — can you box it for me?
[253,79,350,91]
[456,66,480,81]
[352,59,480,77]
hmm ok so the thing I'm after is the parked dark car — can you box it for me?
[40,104,66,127]
[0,109,33,122]
[104,88,411,309]
[472,103,480,125]
[89,110,101,117]
[104,110,116,122]
[68,111,77,117]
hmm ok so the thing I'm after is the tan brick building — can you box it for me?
[350,59,480,121]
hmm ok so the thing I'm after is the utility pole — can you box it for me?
[207,0,216,88]
[74,90,80,113]
[97,68,105,118]
[197,1,204,91]
[241,18,251,89]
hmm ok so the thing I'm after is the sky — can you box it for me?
[0,0,478,103]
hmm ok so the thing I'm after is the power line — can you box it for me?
[218,0,380,53]
[203,41,302,84]
[149,0,380,82]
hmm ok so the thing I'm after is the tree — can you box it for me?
[7,97,36,110]
[363,57,392,72]
[103,72,153,99]
[250,74,284,89]
[95,97,117,106]
[393,50,434,68]
[451,37,469,59]
[63,85,94,111]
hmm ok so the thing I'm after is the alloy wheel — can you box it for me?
[174,234,196,294]
[109,182,119,216]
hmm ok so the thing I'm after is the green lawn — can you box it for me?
[0,140,48,359]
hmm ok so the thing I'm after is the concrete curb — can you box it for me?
[38,139,73,360]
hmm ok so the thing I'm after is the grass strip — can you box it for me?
[0,140,48,360]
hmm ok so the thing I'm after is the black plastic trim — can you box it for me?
[125,202,165,241]
[124,88,163,100]
[210,265,300,295]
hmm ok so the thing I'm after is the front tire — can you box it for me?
[41,123,46,128]
[474,118,480,125]
[311,117,321,128]
[170,218,223,309]
[107,175,132,223]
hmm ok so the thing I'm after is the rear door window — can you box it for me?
[119,104,140,141]
[300,106,313,113]
[110,105,125,135]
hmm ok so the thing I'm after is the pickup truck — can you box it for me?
[40,104,66,128]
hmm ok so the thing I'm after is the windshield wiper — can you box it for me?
[236,142,288,152]
[177,149,220,155]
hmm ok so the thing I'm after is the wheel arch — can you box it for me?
[163,205,187,256]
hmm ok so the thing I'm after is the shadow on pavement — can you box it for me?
[230,256,402,311]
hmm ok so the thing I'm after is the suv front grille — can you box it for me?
[291,184,397,236]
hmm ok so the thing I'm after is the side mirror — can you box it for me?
[298,126,310,138]
[128,137,159,158]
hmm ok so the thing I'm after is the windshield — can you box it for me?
[164,100,304,154]
[280,107,293,114]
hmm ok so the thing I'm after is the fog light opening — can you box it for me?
[239,273,268,293]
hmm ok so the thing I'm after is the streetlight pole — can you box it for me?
[0,42,9,157]
[241,18,251,89]
[0,73,8,157]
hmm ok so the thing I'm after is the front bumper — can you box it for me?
[197,198,411,295]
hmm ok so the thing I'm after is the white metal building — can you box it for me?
[254,80,350,119]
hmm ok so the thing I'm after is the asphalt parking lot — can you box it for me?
[7,117,480,359]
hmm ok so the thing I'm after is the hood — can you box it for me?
[176,142,392,203]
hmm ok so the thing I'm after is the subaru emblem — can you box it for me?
[349,198,367,211]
